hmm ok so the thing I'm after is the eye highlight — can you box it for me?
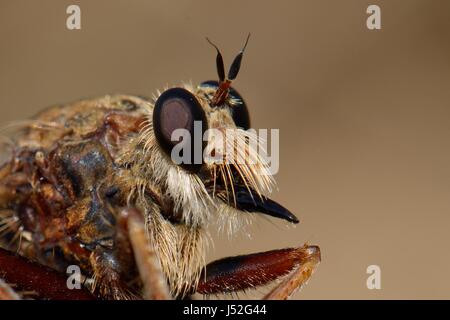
[153,87,207,172]
[199,80,250,130]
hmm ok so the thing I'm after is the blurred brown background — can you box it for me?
[1,0,450,299]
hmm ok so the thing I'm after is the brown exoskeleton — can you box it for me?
[0,36,320,300]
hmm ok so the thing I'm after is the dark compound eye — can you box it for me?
[200,80,251,130]
[153,87,207,172]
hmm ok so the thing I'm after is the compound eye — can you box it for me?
[153,87,207,172]
[200,80,251,130]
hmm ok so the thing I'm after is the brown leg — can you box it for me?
[263,245,320,299]
[0,247,94,300]
[121,208,171,300]
[89,249,139,300]
[196,244,320,299]
[0,278,20,300]
[89,207,172,300]
[88,209,140,300]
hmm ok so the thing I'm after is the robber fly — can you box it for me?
[0,35,320,300]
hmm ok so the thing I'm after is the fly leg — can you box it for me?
[89,208,141,300]
[89,248,139,300]
[90,208,171,300]
[120,208,171,300]
[0,278,20,300]
[196,244,320,299]
[0,247,93,300]
[263,245,320,299]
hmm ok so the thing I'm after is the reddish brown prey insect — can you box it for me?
[0,36,320,300]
